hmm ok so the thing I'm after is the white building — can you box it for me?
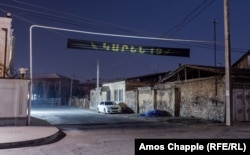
[0,14,30,126]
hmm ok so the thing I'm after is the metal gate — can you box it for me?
[233,85,250,122]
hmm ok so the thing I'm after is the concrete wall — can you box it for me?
[138,87,154,113]
[0,79,30,125]
[124,87,176,115]
[125,90,137,113]
[155,87,176,117]
[124,85,176,116]
[89,89,100,110]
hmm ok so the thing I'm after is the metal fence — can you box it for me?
[31,98,69,107]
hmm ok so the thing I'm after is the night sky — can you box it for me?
[0,0,249,82]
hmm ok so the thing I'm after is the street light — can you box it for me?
[29,25,105,125]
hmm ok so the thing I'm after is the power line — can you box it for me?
[1,1,158,37]
[165,0,215,37]
[1,1,248,55]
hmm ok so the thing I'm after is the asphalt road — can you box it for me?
[1,106,248,155]
[30,106,152,127]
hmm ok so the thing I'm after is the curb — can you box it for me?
[0,128,66,149]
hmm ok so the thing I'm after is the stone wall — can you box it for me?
[90,76,226,122]
[179,77,225,122]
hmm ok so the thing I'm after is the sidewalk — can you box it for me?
[0,114,249,150]
[0,117,66,149]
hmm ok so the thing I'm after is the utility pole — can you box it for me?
[213,19,217,69]
[69,73,74,106]
[224,0,232,126]
[213,19,218,100]
[96,60,100,105]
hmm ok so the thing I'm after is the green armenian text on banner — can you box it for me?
[67,38,190,57]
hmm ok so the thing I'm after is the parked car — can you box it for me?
[97,101,121,114]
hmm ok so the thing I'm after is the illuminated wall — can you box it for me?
[0,16,14,77]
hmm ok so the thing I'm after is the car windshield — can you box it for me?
[105,102,115,105]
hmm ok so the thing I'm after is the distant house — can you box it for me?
[32,73,80,106]
[89,72,169,110]
[78,79,97,100]
[232,50,250,69]
[90,50,250,123]
[153,51,250,122]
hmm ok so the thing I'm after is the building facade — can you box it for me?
[89,51,250,123]
[0,15,15,78]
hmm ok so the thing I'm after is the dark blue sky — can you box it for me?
[0,0,249,82]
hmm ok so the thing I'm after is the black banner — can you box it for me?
[67,39,190,57]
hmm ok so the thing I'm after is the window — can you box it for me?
[119,89,123,102]
[114,89,124,102]
[114,90,118,102]
[105,101,115,105]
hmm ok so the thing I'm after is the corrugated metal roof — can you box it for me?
[162,64,250,82]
